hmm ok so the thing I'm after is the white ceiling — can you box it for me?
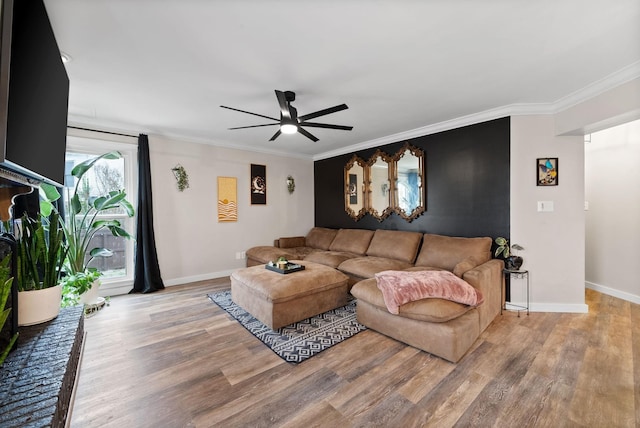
[44,0,640,159]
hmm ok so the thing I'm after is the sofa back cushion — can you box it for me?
[278,236,306,248]
[366,230,423,263]
[329,229,375,255]
[305,227,338,250]
[414,233,492,271]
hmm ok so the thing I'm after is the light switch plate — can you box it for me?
[537,201,554,212]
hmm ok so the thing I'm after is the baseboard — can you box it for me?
[163,269,235,287]
[585,281,640,304]
[96,270,236,297]
[528,302,589,313]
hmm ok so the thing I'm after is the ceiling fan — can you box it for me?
[220,90,353,142]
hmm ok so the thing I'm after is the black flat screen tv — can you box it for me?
[0,0,69,187]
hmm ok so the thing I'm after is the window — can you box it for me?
[64,135,137,291]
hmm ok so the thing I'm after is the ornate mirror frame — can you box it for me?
[366,149,394,221]
[344,155,367,220]
[392,143,425,222]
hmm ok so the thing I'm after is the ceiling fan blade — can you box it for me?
[269,129,282,141]
[274,90,291,119]
[298,127,319,142]
[228,123,279,130]
[220,105,279,122]
[298,104,348,121]
[300,122,353,131]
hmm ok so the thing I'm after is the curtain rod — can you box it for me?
[67,125,139,139]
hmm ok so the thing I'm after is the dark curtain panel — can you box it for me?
[130,134,164,294]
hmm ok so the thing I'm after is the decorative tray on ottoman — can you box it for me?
[265,262,305,274]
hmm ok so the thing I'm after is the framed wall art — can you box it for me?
[217,176,237,222]
[537,157,558,186]
[250,164,266,204]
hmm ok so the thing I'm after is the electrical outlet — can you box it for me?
[240,251,246,259]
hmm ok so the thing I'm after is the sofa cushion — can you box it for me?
[351,278,474,323]
[415,234,492,271]
[452,256,482,278]
[245,246,297,264]
[329,229,375,255]
[304,251,360,269]
[338,256,413,280]
[305,227,338,250]
[366,230,423,263]
[278,236,306,248]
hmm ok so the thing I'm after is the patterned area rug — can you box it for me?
[208,290,366,364]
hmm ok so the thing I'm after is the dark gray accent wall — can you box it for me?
[314,117,510,239]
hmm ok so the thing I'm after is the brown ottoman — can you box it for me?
[230,260,350,329]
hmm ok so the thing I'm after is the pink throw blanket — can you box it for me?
[375,270,484,314]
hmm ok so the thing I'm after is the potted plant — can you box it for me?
[0,254,18,365]
[15,211,67,325]
[494,237,524,270]
[60,269,102,306]
[40,151,135,305]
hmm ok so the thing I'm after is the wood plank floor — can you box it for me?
[69,279,639,428]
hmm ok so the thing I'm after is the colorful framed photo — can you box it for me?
[250,164,266,204]
[537,157,558,186]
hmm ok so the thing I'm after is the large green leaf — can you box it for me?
[89,248,113,258]
[107,225,133,239]
[0,307,11,329]
[121,198,135,216]
[71,151,122,180]
[39,183,61,203]
[93,191,127,211]
[39,184,61,217]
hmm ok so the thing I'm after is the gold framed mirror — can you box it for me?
[366,149,393,221]
[392,143,425,221]
[344,155,367,220]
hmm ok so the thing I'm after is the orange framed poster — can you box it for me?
[218,176,237,222]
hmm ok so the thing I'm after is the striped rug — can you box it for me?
[208,290,366,363]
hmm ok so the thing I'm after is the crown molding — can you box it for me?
[552,61,640,113]
[69,61,640,163]
[67,116,314,161]
[314,62,640,161]
[313,103,554,161]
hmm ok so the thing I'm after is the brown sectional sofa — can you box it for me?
[245,227,504,362]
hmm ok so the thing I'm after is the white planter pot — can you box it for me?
[18,284,62,326]
[80,279,101,305]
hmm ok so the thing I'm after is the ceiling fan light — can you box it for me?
[280,123,298,134]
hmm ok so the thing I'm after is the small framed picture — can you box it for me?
[250,164,266,204]
[537,158,558,186]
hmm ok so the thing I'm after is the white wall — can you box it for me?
[510,115,587,312]
[585,120,640,303]
[148,135,315,285]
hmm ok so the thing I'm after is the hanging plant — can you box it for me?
[286,175,295,194]
[171,164,189,192]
